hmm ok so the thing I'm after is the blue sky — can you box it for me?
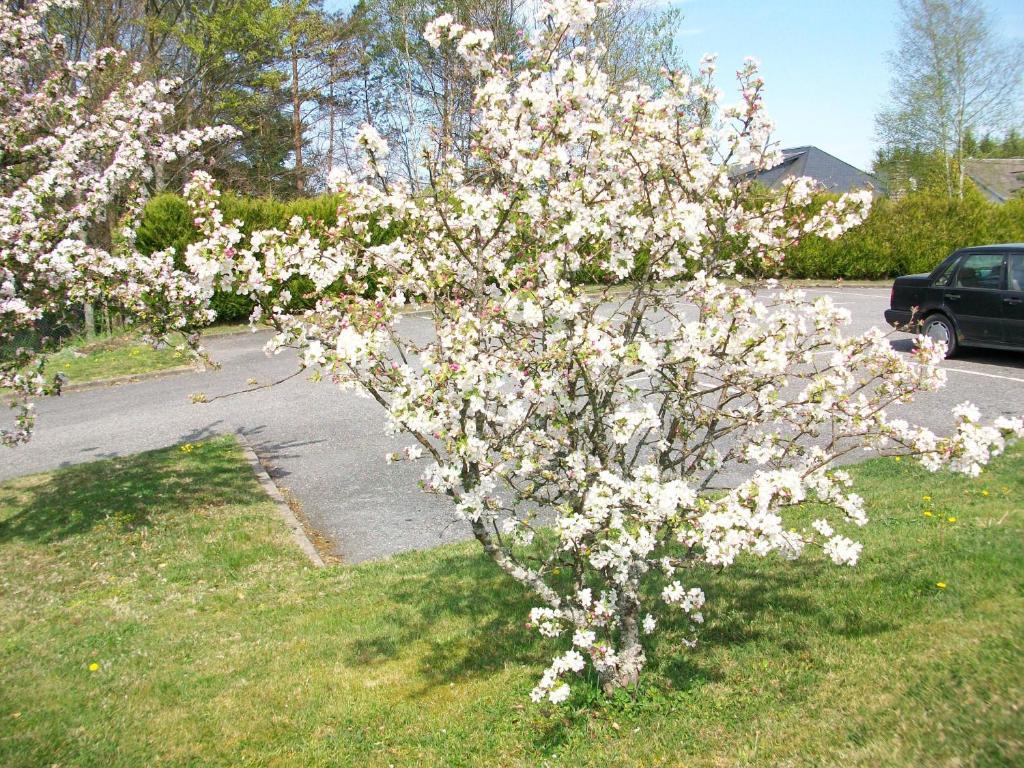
[325,0,1024,171]
[673,0,1024,170]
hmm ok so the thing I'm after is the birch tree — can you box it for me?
[876,0,1024,198]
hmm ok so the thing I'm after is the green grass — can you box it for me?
[41,325,251,385]
[0,438,1021,767]
[44,334,191,383]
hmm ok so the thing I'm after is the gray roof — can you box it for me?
[744,146,882,196]
[963,158,1024,203]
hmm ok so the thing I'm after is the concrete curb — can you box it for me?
[46,326,271,394]
[236,435,326,567]
[201,325,274,339]
[59,365,199,393]
[0,364,200,405]
[785,280,892,289]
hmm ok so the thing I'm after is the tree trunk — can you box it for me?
[469,517,570,613]
[598,588,646,694]
[83,302,96,340]
[399,4,420,190]
[956,147,965,200]
[943,151,953,199]
[291,43,304,195]
[955,106,966,200]
[327,78,335,178]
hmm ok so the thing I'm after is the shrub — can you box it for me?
[136,191,350,322]
[181,2,1024,705]
[780,185,1023,280]
[139,182,1024,313]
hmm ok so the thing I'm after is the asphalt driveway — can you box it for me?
[3,287,1023,562]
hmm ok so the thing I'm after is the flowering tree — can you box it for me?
[184,0,1023,702]
[0,0,236,445]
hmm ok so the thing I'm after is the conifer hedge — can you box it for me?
[138,185,1024,321]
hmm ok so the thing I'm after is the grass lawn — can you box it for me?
[41,325,251,385]
[0,438,1021,767]
[43,334,191,384]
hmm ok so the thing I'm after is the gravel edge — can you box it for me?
[59,365,198,393]
[235,434,326,567]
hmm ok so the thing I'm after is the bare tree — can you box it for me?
[567,0,684,89]
[342,0,687,188]
[877,0,1024,198]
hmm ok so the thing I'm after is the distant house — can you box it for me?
[964,158,1024,203]
[739,146,882,197]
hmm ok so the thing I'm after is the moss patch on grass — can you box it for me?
[0,438,1021,767]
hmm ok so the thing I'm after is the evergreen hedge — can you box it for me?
[783,186,1024,280]
[136,192,348,322]
[137,185,1024,322]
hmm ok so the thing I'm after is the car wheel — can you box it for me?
[922,314,958,358]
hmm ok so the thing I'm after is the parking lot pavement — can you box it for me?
[803,285,1024,395]
[3,287,1022,562]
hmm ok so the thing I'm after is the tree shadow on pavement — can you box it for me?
[54,420,233,467]
[234,425,325,481]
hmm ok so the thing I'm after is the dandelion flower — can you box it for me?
[923,495,932,502]
[947,516,957,523]
[981,490,989,497]
[88,662,99,672]
[936,582,947,589]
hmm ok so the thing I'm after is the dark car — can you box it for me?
[885,244,1024,357]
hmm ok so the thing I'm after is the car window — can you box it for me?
[933,256,959,286]
[1010,252,1024,293]
[955,252,1004,290]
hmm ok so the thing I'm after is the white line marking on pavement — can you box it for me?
[623,373,722,389]
[809,348,1024,383]
[943,367,1024,384]
[625,352,1024,385]
[802,290,891,300]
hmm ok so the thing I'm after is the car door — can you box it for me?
[927,252,960,310]
[947,251,1006,344]
[1003,251,1024,347]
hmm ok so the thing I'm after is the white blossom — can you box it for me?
[642,614,657,634]
[0,1,236,444]
[178,0,1021,704]
[811,519,834,538]
[823,535,863,566]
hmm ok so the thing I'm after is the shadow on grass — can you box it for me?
[699,560,897,646]
[0,437,265,544]
[528,559,902,751]
[344,545,541,693]
[342,542,902,718]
